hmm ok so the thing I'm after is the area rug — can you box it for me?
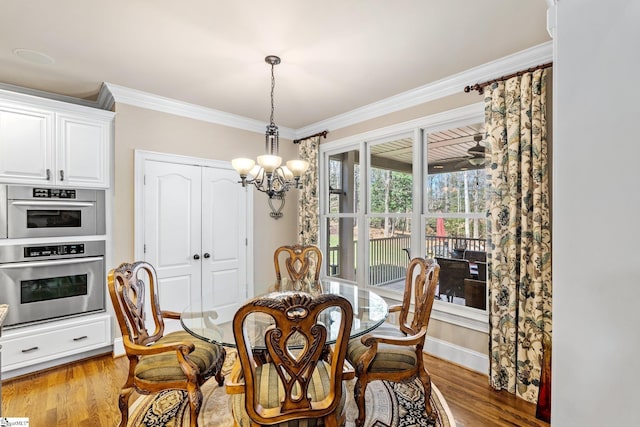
[128,350,456,427]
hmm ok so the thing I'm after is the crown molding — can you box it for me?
[0,82,105,110]
[96,82,115,111]
[102,82,296,139]
[295,41,553,138]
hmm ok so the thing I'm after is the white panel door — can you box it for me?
[143,160,202,326]
[201,166,248,323]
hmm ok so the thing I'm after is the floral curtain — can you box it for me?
[297,136,320,246]
[484,68,552,403]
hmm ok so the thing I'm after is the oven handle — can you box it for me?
[0,256,104,269]
[10,200,95,208]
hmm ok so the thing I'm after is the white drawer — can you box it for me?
[1,314,111,371]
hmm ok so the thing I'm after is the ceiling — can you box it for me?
[0,1,550,130]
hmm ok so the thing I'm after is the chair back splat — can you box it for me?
[401,257,439,337]
[274,244,323,281]
[111,262,164,346]
[229,292,353,426]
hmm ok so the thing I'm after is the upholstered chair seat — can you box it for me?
[135,331,225,382]
[230,360,347,427]
[347,323,418,373]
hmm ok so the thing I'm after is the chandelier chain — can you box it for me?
[270,61,275,126]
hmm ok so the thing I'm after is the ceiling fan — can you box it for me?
[452,134,486,169]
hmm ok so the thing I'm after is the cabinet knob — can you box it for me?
[193,254,200,260]
[46,169,51,180]
[203,253,211,259]
[59,170,64,181]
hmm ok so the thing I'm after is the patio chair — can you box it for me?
[226,292,354,427]
[463,250,486,263]
[464,278,487,309]
[435,257,471,302]
[274,244,323,281]
[474,261,487,281]
[108,261,226,427]
[346,257,440,427]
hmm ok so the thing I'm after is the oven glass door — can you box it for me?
[0,256,104,327]
[7,200,97,238]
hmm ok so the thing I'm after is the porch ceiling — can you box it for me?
[370,123,485,172]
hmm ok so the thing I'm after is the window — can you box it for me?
[425,127,488,311]
[325,149,359,282]
[319,104,488,328]
[368,136,414,289]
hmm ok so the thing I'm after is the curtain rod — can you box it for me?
[464,62,553,94]
[293,130,328,144]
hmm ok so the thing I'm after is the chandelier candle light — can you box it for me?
[232,55,309,219]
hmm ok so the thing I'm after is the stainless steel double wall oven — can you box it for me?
[0,185,107,328]
[0,185,105,239]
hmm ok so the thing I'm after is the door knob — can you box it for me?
[193,254,200,260]
[203,253,211,259]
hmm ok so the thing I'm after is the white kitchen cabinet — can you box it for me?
[0,89,113,188]
[0,312,111,375]
[0,102,54,184]
[56,112,111,187]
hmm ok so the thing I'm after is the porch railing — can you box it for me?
[328,235,486,287]
[425,235,486,258]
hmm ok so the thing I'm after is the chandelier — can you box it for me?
[232,55,309,219]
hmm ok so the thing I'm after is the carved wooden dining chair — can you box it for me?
[274,244,323,281]
[226,292,354,427]
[346,257,440,427]
[108,261,226,427]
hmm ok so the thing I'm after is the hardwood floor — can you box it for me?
[1,353,128,426]
[423,353,550,427]
[1,352,550,427]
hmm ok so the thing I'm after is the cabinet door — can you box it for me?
[0,103,54,184]
[57,113,111,188]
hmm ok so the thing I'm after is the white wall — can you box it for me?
[553,1,640,425]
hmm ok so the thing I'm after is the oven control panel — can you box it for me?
[24,244,85,258]
[32,188,77,199]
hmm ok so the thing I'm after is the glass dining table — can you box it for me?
[180,278,389,350]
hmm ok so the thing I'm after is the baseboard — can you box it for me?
[424,336,489,375]
[112,336,125,357]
